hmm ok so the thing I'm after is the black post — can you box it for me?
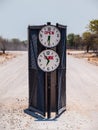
[56,70,58,115]
[46,22,51,118]
[56,23,59,115]
[47,72,51,118]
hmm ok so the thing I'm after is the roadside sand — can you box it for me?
[0,51,21,64]
[67,50,98,66]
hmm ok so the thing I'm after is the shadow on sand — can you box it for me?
[24,109,62,121]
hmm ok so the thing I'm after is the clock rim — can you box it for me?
[37,49,60,72]
[39,25,61,48]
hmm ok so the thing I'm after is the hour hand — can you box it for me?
[47,35,51,45]
[46,59,50,66]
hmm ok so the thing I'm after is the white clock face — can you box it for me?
[37,49,60,72]
[39,25,61,48]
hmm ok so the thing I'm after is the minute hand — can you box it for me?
[44,53,48,60]
[43,54,50,66]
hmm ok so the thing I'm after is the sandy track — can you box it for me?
[0,51,98,130]
[0,51,28,101]
[67,55,98,129]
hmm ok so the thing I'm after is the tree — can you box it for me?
[67,33,75,48]
[0,36,7,54]
[88,19,98,34]
[92,34,98,52]
[82,32,92,52]
[11,38,21,50]
[82,32,98,53]
[73,35,82,49]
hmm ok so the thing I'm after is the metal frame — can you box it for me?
[27,23,67,119]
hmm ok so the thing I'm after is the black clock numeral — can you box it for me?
[46,51,50,55]
[43,52,45,56]
[56,58,59,62]
[43,67,45,70]
[44,28,46,31]
[40,64,42,66]
[39,59,41,62]
[48,27,51,31]
[57,34,60,37]
[47,67,50,71]
[40,34,43,38]
[55,64,57,67]
[52,66,54,69]
[53,27,55,31]
[40,55,42,57]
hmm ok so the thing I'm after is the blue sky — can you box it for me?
[0,0,98,40]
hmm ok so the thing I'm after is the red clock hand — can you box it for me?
[44,53,48,60]
[43,53,50,66]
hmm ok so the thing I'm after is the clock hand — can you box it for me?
[47,35,51,45]
[46,59,50,66]
[43,53,48,60]
[43,53,50,66]
[44,54,50,66]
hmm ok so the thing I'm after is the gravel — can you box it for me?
[0,51,98,130]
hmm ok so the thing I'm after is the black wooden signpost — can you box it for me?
[27,22,67,118]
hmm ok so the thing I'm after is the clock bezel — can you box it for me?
[37,49,60,72]
[39,25,61,48]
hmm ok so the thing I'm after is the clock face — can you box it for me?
[39,25,61,48]
[37,49,60,72]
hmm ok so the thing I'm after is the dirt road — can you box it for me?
[67,55,98,129]
[0,52,98,130]
[0,52,28,101]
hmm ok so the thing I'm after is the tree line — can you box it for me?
[0,19,98,54]
[67,19,98,53]
[0,37,28,54]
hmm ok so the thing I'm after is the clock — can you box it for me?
[37,49,60,72]
[39,25,61,48]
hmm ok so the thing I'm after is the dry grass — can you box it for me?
[88,56,98,66]
[0,52,17,64]
[67,50,98,66]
